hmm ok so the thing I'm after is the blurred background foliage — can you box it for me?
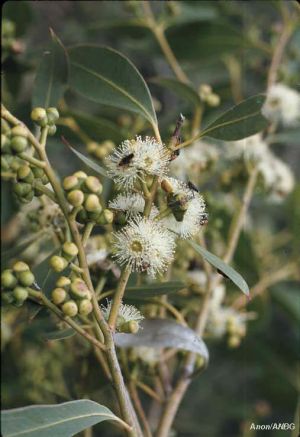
[1,1,299,436]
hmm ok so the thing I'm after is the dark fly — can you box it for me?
[187,181,199,193]
[118,153,134,167]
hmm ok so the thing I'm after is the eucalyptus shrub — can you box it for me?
[1,2,299,437]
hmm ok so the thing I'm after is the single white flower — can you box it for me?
[113,216,175,277]
[101,299,144,332]
[161,177,207,239]
[207,307,250,339]
[108,192,159,219]
[106,136,170,190]
[262,83,300,126]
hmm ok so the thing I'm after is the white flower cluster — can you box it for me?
[107,136,209,276]
[112,216,176,277]
[106,136,170,190]
[101,299,144,331]
[227,134,295,202]
[262,83,300,126]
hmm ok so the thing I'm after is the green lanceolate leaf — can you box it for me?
[115,318,209,364]
[200,94,269,141]
[188,241,250,296]
[65,141,110,179]
[32,29,68,108]
[1,400,127,437]
[125,281,185,300]
[68,45,157,126]
[150,77,201,107]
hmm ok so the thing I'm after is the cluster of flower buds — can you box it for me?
[199,84,220,107]
[1,261,35,306]
[51,276,93,317]
[63,172,113,225]
[12,164,48,204]
[1,122,30,157]
[87,140,115,161]
[49,242,79,273]
[226,315,247,348]
[31,107,59,136]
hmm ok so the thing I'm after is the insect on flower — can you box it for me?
[118,152,134,167]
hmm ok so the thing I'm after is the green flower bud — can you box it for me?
[11,136,28,153]
[46,107,59,125]
[206,93,220,107]
[86,142,98,154]
[48,125,57,136]
[119,320,139,334]
[17,165,34,183]
[76,209,88,224]
[62,242,78,260]
[62,300,78,317]
[63,175,79,191]
[31,107,47,126]
[32,167,48,184]
[1,134,11,153]
[20,190,34,204]
[1,291,15,304]
[13,182,32,197]
[84,176,103,194]
[70,278,90,299]
[96,209,114,225]
[1,119,11,134]
[161,179,174,193]
[12,261,30,273]
[56,276,71,289]
[18,270,35,287]
[73,171,87,180]
[11,125,28,138]
[78,299,93,316]
[51,287,68,305]
[67,190,84,207]
[13,286,28,303]
[199,84,212,100]
[10,157,22,172]
[84,194,102,212]
[50,255,68,272]
[1,269,17,289]
[1,156,10,170]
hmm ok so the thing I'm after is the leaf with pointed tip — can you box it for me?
[188,241,249,296]
[115,318,209,364]
[125,281,185,300]
[199,94,269,141]
[68,45,157,126]
[32,29,68,108]
[150,77,201,107]
[1,400,127,437]
[67,144,110,179]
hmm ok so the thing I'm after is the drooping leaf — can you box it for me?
[68,45,157,126]
[188,241,249,296]
[125,281,185,300]
[42,328,76,341]
[115,318,209,364]
[32,29,68,108]
[65,142,110,179]
[150,77,201,107]
[1,400,126,437]
[199,94,269,141]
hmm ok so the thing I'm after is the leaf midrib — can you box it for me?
[4,411,119,437]
[201,109,263,137]
[70,60,156,126]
